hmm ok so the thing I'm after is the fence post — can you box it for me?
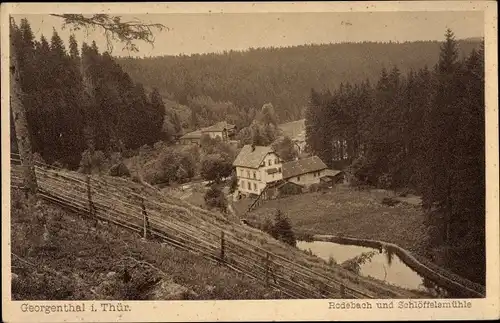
[141,197,149,239]
[219,231,225,263]
[86,175,93,216]
[265,252,270,286]
[340,284,346,298]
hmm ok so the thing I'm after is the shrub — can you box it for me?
[261,218,274,234]
[200,154,232,183]
[153,141,165,151]
[139,144,152,156]
[204,186,227,213]
[327,256,337,266]
[378,173,393,189]
[109,162,131,177]
[143,149,195,185]
[279,183,303,196]
[381,197,400,207]
[33,152,45,165]
[273,210,296,247]
[229,172,238,194]
[79,149,106,175]
[295,231,314,242]
[341,251,377,274]
[52,160,64,169]
[261,209,297,247]
[347,155,378,187]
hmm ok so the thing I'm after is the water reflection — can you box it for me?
[297,240,447,296]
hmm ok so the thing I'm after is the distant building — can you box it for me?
[179,130,203,145]
[282,155,328,187]
[233,145,283,196]
[201,121,237,141]
[278,119,307,155]
[179,121,237,146]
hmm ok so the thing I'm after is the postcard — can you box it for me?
[1,1,498,322]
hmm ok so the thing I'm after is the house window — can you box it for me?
[268,159,272,166]
[241,180,245,188]
[247,171,250,178]
[278,167,282,173]
[275,158,278,164]
[248,182,251,190]
[253,171,256,179]
[253,183,257,191]
[297,176,301,181]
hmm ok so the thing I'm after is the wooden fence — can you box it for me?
[9,154,419,300]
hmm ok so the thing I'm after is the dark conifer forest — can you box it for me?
[10,19,173,169]
[305,30,485,285]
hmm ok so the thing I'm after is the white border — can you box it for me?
[1,2,498,322]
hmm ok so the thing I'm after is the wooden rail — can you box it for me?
[9,160,428,300]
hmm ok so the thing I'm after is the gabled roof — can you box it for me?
[282,156,328,179]
[202,121,236,133]
[233,145,275,168]
[180,130,202,140]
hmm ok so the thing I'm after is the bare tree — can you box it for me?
[10,22,37,195]
[10,14,165,196]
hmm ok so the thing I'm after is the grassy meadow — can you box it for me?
[246,185,429,254]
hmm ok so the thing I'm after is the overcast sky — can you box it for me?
[13,11,484,57]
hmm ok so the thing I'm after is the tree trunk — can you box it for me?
[10,35,37,195]
[80,54,96,154]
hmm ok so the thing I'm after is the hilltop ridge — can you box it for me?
[118,39,481,124]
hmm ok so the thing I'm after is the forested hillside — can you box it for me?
[305,30,485,285]
[117,40,480,126]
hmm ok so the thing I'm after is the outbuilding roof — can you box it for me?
[180,121,236,140]
[282,156,328,179]
[321,169,343,178]
[202,121,236,133]
[180,130,202,140]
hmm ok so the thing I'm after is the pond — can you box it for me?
[297,240,448,296]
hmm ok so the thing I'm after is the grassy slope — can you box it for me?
[12,164,433,299]
[245,185,428,254]
[86,173,431,298]
[10,189,284,300]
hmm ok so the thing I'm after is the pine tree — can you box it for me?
[150,88,168,141]
[424,29,463,243]
[69,34,79,59]
[273,209,296,247]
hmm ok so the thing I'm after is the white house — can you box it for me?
[282,156,328,187]
[233,145,283,196]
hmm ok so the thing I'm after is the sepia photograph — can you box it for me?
[2,1,498,322]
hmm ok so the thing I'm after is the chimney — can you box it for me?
[251,144,255,152]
